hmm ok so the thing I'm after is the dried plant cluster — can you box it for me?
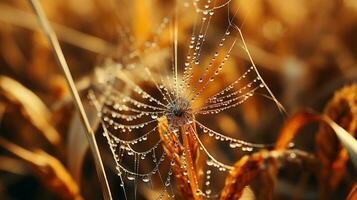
[0,0,356,200]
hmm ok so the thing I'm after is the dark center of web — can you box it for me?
[165,97,192,127]
[173,108,184,117]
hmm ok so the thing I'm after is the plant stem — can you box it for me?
[28,0,112,199]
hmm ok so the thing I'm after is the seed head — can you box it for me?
[165,97,193,128]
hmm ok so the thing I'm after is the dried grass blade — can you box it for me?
[181,125,202,200]
[28,0,112,199]
[158,117,194,198]
[0,156,29,175]
[0,137,82,200]
[324,117,357,168]
[0,75,61,146]
[158,117,202,199]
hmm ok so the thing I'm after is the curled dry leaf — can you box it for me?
[316,84,357,196]
[220,150,316,200]
[0,137,82,200]
[0,75,61,147]
[275,111,320,150]
[220,152,266,200]
[275,85,357,199]
[158,117,201,200]
[276,111,357,167]
[276,111,357,193]
[67,103,99,184]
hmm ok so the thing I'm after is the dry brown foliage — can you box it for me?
[158,117,202,199]
[220,150,316,200]
[0,0,357,199]
[316,84,357,199]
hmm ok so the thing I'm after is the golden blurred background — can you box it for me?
[0,0,356,199]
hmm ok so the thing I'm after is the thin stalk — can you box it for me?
[28,0,112,199]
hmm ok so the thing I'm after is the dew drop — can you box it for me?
[127,174,136,181]
[229,142,237,148]
[142,176,150,183]
[206,159,213,166]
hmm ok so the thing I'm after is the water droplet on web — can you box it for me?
[206,159,213,166]
[229,142,237,148]
[127,174,135,181]
[142,176,150,183]
[142,135,148,141]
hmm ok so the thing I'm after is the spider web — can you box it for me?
[90,0,286,199]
